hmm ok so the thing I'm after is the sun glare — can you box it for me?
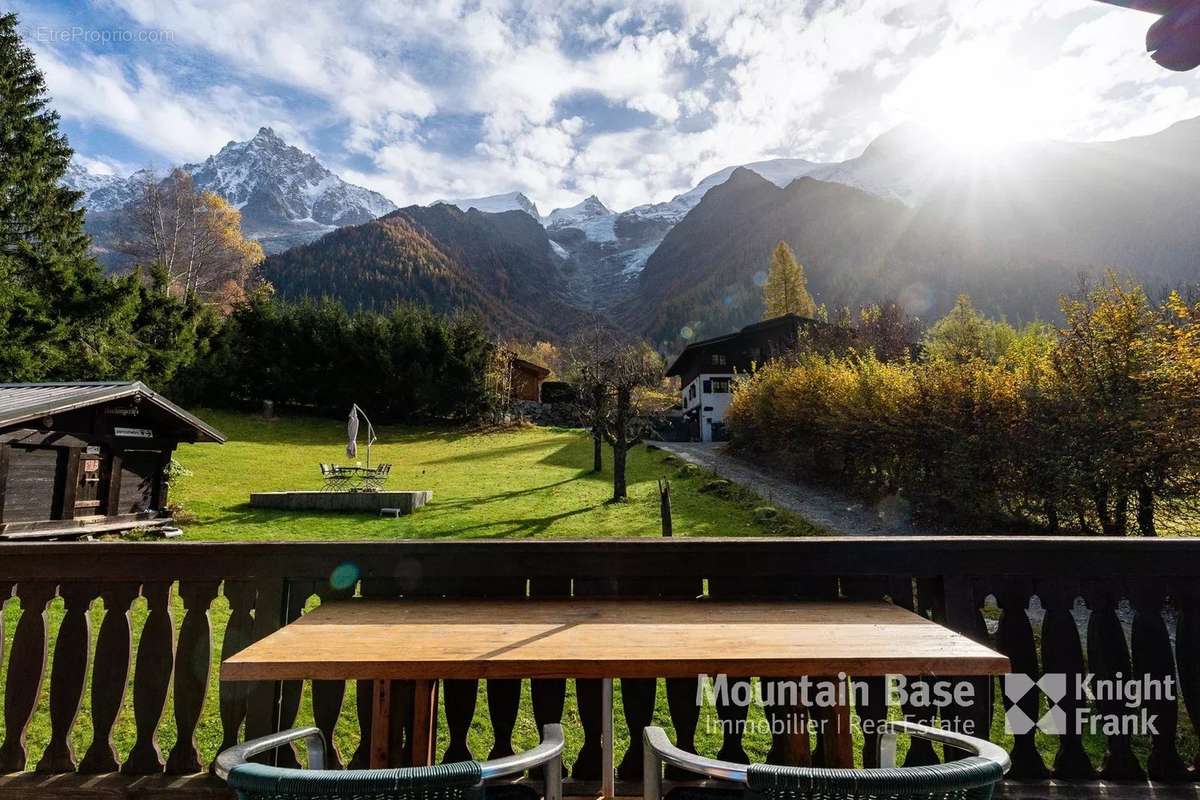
[890,44,1048,156]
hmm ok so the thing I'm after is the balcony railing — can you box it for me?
[0,537,1198,799]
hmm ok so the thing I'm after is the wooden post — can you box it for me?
[601,677,615,799]
[370,679,392,769]
[658,478,672,537]
[60,447,81,521]
[0,444,10,523]
[410,679,438,767]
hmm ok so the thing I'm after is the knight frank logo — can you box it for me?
[1004,673,1175,736]
[1003,673,1068,735]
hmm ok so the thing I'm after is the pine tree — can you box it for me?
[0,12,137,381]
[762,241,816,319]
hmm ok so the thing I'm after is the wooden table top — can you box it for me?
[221,598,1009,681]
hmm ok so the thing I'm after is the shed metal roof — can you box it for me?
[0,382,225,443]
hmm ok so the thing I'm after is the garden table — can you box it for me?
[222,598,1008,797]
[325,465,385,490]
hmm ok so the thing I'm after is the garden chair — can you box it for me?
[319,463,350,492]
[216,723,564,800]
[643,721,1009,800]
[362,462,392,491]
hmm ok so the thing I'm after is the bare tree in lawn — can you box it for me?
[603,341,664,499]
[563,328,615,473]
[118,168,264,308]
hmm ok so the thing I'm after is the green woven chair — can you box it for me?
[643,721,1009,800]
[215,723,564,800]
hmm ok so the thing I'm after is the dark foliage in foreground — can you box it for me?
[173,291,496,423]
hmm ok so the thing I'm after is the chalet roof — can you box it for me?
[0,382,225,443]
[510,358,551,378]
[665,314,809,377]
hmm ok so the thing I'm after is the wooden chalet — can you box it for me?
[0,382,224,541]
[665,314,816,441]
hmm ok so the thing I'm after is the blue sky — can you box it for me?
[13,0,1200,211]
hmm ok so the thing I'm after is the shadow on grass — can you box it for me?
[180,506,380,529]
[410,503,601,539]
[194,472,603,528]
[421,434,572,464]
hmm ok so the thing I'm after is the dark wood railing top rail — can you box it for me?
[4,536,1200,582]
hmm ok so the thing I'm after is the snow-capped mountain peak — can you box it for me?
[444,191,541,219]
[181,128,397,236]
[62,161,154,211]
[64,129,398,257]
[544,194,612,229]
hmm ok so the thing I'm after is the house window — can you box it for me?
[703,379,711,393]
[711,353,727,366]
[711,378,731,393]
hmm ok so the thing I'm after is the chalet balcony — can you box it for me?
[1,537,1198,800]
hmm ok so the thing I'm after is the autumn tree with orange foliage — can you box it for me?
[119,169,264,310]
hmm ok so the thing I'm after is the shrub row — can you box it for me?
[726,280,1200,535]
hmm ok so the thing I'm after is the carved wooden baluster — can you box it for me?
[270,581,311,769]
[936,576,991,760]
[123,581,177,774]
[79,583,138,773]
[841,576,891,769]
[994,582,1048,779]
[487,677,522,761]
[244,578,288,758]
[529,576,571,759]
[759,676,807,767]
[437,679,477,763]
[0,583,55,773]
[350,679,376,768]
[37,583,96,773]
[792,575,840,767]
[664,675,702,776]
[1084,582,1145,781]
[617,572,697,780]
[617,676,656,779]
[572,576,619,781]
[1130,582,1188,781]
[166,580,221,774]
[1176,585,1200,774]
[312,582,354,769]
[658,574,705,781]
[1037,580,1095,780]
[480,579,527,762]
[706,576,767,765]
[893,577,937,767]
[216,581,257,766]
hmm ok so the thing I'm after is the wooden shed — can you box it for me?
[510,358,551,403]
[0,382,224,541]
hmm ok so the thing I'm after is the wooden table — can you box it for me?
[223,598,1008,795]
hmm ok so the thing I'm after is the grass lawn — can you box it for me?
[171,410,821,540]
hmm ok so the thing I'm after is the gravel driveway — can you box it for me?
[654,441,937,536]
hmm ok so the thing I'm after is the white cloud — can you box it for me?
[36,48,274,162]
[40,0,1200,210]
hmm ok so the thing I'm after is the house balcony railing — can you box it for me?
[1,537,1198,799]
